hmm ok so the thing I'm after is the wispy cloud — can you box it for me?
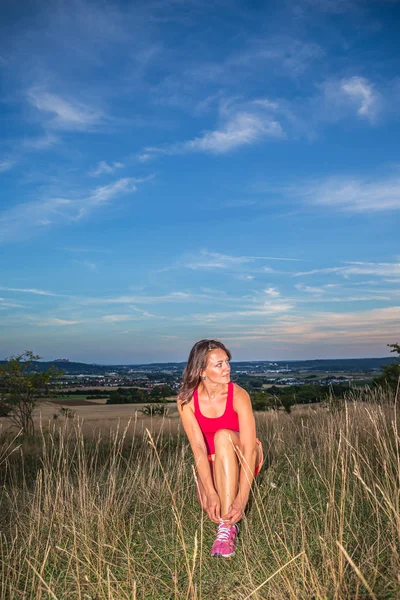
[294,174,400,212]
[295,283,340,294]
[23,133,59,150]
[81,291,212,306]
[184,112,284,154]
[73,259,97,271]
[28,87,104,131]
[183,250,301,271]
[229,37,323,77]
[101,314,135,323]
[139,105,284,160]
[89,160,125,177]
[192,301,295,323]
[0,286,63,297]
[341,76,380,122]
[58,246,111,254]
[221,306,400,346]
[36,318,83,327]
[153,36,323,110]
[264,287,280,297]
[0,160,15,173]
[295,261,400,278]
[320,76,381,124]
[0,177,150,243]
[186,251,253,270]
[0,298,25,309]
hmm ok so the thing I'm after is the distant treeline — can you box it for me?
[106,385,175,404]
[249,384,348,413]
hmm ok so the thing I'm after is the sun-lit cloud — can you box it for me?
[221,306,400,346]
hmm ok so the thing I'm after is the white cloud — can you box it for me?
[0,299,25,308]
[184,250,300,271]
[89,160,125,177]
[264,287,280,297]
[59,246,111,254]
[230,38,323,77]
[192,301,294,323]
[28,88,103,131]
[295,283,340,294]
[101,315,134,323]
[139,105,285,161]
[341,76,379,122]
[295,175,400,212]
[236,274,255,281]
[0,177,147,243]
[36,318,82,326]
[73,259,97,271]
[295,261,400,278]
[320,76,381,124]
[23,133,59,150]
[0,160,15,173]
[81,291,211,306]
[0,286,63,297]
[184,112,284,154]
[186,251,253,270]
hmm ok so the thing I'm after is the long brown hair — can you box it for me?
[179,339,232,407]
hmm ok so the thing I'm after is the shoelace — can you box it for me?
[216,522,232,541]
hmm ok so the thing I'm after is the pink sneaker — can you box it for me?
[211,522,238,558]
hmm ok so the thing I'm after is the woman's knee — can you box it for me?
[214,429,241,453]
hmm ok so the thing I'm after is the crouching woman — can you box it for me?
[178,339,263,558]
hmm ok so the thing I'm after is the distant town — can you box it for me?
[12,355,395,395]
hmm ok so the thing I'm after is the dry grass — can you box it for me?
[0,387,399,599]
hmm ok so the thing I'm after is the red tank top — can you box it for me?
[193,382,240,454]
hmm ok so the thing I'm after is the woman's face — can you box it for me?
[201,348,231,384]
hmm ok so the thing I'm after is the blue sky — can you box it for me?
[1,0,399,363]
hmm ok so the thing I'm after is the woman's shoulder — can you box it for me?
[232,383,253,417]
[176,394,195,413]
[232,382,251,402]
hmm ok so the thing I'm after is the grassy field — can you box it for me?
[0,387,399,599]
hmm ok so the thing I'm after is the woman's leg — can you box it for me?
[212,429,241,516]
[195,475,209,511]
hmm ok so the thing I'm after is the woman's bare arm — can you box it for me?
[178,398,221,522]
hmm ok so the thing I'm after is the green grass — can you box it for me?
[0,386,399,599]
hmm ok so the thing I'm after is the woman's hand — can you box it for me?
[204,492,221,523]
[222,497,246,526]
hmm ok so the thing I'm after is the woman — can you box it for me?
[178,339,263,558]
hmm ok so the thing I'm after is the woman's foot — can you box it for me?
[211,521,238,558]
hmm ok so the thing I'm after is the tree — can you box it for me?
[373,344,400,393]
[0,351,61,435]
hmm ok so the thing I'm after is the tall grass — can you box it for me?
[1,388,399,599]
